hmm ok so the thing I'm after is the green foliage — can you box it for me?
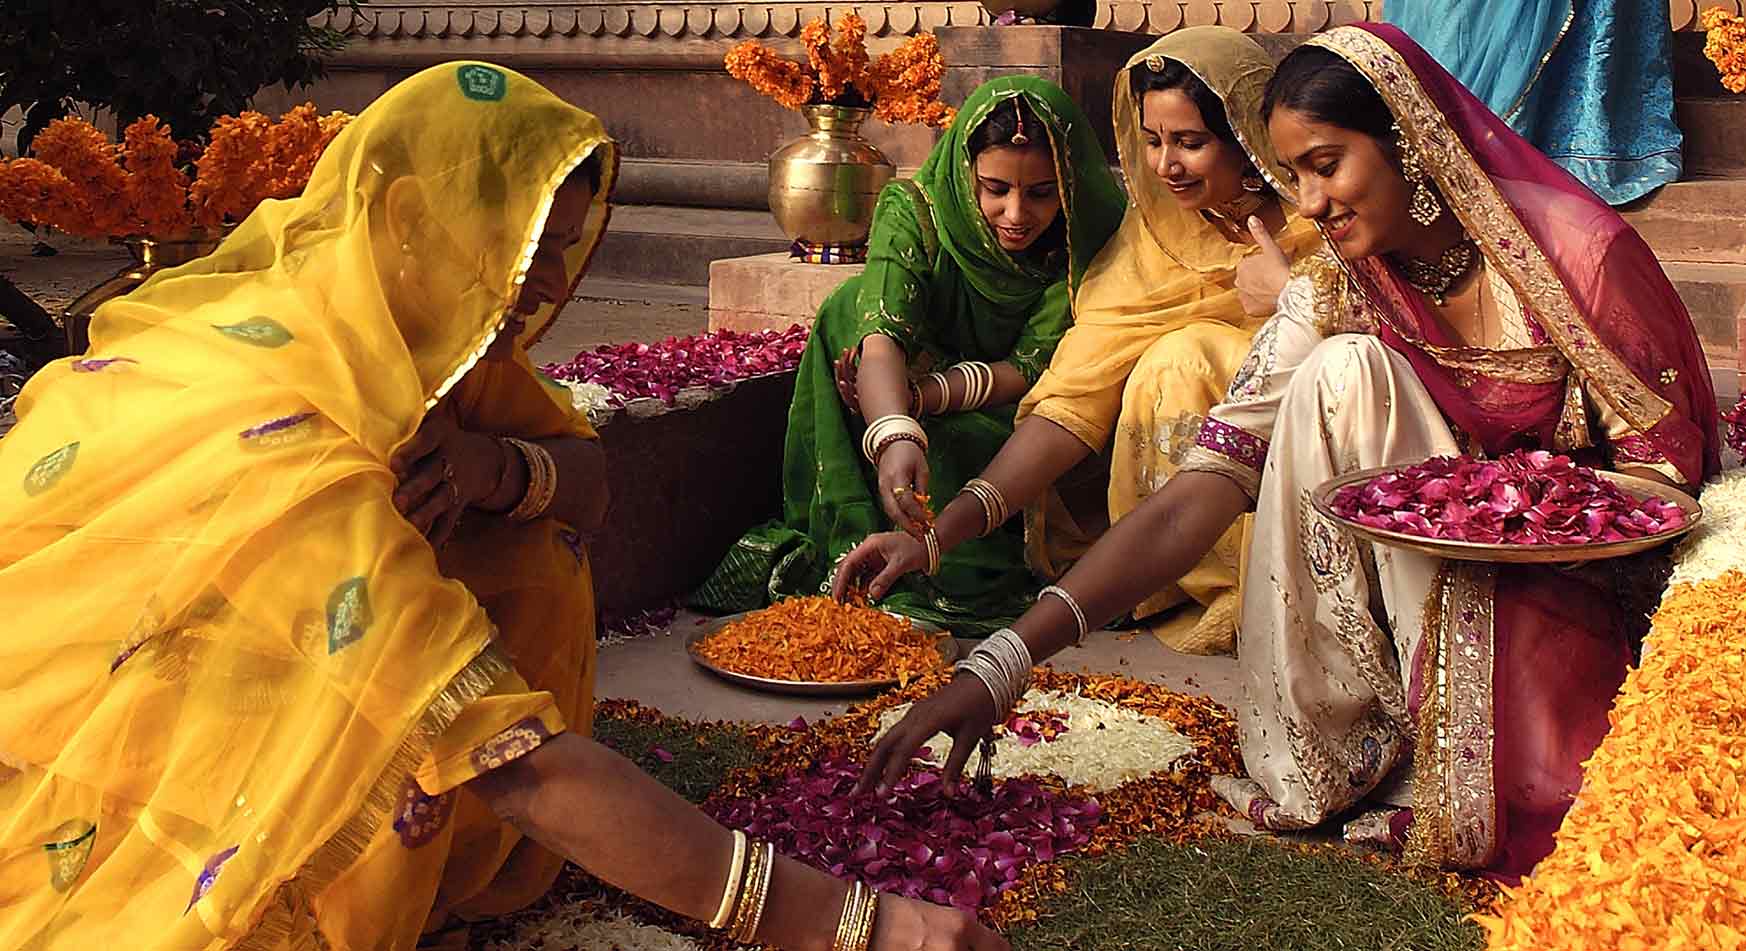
[0,0,355,151]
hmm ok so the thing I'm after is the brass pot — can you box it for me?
[767,105,895,252]
[63,234,224,355]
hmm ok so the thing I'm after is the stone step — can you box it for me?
[1622,179,1746,265]
[1660,261,1745,401]
[591,205,789,286]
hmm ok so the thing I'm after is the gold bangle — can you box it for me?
[709,830,748,929]
[503,437,556,522]
[728,838,762,941]
[832,881,865,951]
[924,526,941,576]
[732,840,774,943]
[853,889,879,951]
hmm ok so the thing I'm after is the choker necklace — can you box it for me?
[1203,192,1267,227]
[1392,238,1479,306]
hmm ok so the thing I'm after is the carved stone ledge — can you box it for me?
[314,2,1730,58]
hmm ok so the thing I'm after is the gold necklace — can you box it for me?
[1203,192,1266,226]
[1392,238,1479,306]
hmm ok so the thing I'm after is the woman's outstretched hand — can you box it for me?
[833,531,929,601]
[1235,215,1293,317]
[856,673,1000,797]
[874,894,1011,950]
[876,441,933,535]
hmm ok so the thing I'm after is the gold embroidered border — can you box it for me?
[1502,2,1576,124]
[1441,564,1498,869]
[1178,443,1260,499]
[1403,562,1498,871]
[1305,28,1673,434]
[234,641,512,950]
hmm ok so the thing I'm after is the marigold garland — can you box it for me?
[1702,7,1746,94]
[724,15,953,127]
[0,106,350,240]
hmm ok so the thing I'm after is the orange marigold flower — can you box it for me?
[191,110,273,227]
[0,158,86,233]
[831,14,873,103]
[122,116,194,239]
[30,117,131,236]
[725,41,815,111]
[1702,8,1746,94]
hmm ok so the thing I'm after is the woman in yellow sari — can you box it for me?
[0,63,1004,951]
[836,28,1320,654]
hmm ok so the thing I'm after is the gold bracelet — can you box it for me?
[832,881,865,951]
[503,437,557,522]
[709,830,748,929]
[923,526,941,576]
[732,840,775,943]
[852,889,879,951]
[728,838,763,941]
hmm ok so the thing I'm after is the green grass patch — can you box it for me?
[590,709,763,804]
[1010,835,1484,951]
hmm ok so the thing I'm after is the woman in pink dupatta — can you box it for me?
[1188,23,1718,880]
[848,22,1718,884]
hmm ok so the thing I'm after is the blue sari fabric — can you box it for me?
[1385,0,1682,205]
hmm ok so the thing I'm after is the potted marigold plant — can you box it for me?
[726,15,954,262]
[0,104,349,353]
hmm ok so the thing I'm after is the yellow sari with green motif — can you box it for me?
[0,62,613,949]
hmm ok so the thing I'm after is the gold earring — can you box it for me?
[1241,171,1265,193]
[1393,122,1442,227]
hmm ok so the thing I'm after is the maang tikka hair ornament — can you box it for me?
[1393,121,1442,227]
[1009,98,1029,146]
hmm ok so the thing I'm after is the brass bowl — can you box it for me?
[686,609,959,697]
[1310,465,1701,564]
[767,105,895,248]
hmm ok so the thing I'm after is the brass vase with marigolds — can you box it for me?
[767,105,896,255]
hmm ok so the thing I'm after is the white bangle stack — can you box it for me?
[953,627,1033,720]
[952,361,995,412]
[961,478,1010,536]
[1038,585,1089,646]
[861,414,927,465]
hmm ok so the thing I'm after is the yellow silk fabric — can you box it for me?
[1018,28,1321,653]
[0,62,613,949]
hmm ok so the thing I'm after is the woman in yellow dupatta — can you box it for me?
[0,63,1005,951]
[835,28,1320,654]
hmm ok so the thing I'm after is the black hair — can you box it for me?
[1128,58,1238,147]
[968,96,1054,159]
[1261,45,1396,145]
[566,150,604,194]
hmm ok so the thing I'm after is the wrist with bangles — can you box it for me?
[493,436,557,522]
[708,830,880,951]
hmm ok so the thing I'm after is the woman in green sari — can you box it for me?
[696,77,1124,635]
